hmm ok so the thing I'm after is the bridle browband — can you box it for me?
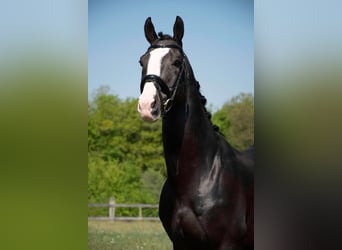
[140,44,185,115]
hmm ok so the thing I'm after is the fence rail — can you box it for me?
[88,197,159,221]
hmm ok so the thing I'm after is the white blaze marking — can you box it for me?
[139,82,157,106]
[147,48,170,76]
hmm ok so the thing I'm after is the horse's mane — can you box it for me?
[194,80,220,132]
[156,32,220,132]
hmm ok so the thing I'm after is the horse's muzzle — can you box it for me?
[138,82,161,122]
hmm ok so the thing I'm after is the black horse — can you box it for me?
[138,16,254,250]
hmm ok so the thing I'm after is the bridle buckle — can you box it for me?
[163,98,173,113]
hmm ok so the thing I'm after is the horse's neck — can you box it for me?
[162,104,187,177]
[162,83,214,177]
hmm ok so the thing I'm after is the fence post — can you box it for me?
[109,197,115,220]
[138,206,142,220]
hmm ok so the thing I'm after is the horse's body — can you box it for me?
[138,16,254,250]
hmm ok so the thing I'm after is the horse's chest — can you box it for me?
[170,199,208,244]
[175,156,225,212]
[168,194,225,249]
[169,168,240,241]
[172,173,223,229]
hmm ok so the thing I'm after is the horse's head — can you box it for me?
[138,16,185,122]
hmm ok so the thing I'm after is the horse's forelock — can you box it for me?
[157,32,173,40]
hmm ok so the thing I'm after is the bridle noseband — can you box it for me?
[140,44,185,115]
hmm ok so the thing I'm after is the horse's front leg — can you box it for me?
[159,179,176,241]
[172,242,186,250]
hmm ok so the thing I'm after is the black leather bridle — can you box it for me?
[140,44,185,115]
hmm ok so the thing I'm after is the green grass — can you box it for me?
[88,220,172,250]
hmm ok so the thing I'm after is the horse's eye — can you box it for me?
[139,60,143,67]
[173,60,182,67]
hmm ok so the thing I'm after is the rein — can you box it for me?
[140,44,185,115]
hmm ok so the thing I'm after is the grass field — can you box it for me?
[88,220,172,250]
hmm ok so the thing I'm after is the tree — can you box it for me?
[88,86,165,216]
[212,93,254,150]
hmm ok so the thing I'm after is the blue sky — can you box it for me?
[89,0,254,109]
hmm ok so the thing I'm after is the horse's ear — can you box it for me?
[144,17,158,44]
[173,16,184,46]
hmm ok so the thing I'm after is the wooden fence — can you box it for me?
[88,197,159,221]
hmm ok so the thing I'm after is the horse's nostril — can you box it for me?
[137,103,141,112]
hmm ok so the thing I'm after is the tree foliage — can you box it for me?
[212,93,254,150]
[88,87,164,216]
